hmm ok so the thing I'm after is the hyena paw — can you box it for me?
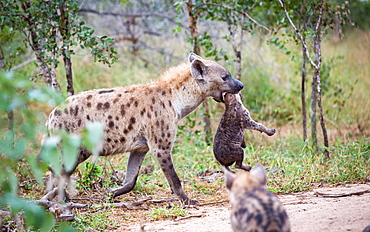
[183,198,199,206]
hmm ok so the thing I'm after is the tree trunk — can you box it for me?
[311,68,318,150]
[31,32,61,92]
[186,0,200,55]
[63,50,74,96]
[21,1,61,92]
[228,19,243,80]
[186,0,212,144]
[301,43,307,141]
[314,32,330,160]
[60,3,74,96]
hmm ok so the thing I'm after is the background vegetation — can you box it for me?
[0,0,369,231]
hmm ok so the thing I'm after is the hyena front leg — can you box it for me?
[153,148,198,205]
[107,151,148,197]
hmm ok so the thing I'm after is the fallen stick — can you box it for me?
[314,189,370,198]
[148,198,178,204]
[33,199,89,221]
[199,200,229,206]
[174,214,203,221]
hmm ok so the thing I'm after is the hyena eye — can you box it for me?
[222,75,229,81]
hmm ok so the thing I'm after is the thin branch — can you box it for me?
[202,2,270,32]
[78,8,186,28]
[314,189,370,198]
[10,57,37,71]
[278,0,318,70]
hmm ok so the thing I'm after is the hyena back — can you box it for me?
[45,53,244,205]
[224,165,290,232]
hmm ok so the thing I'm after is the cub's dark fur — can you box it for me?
[213,93,275,172]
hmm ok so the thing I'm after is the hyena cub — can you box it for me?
[224,165,290,232]
[213,93,275,172]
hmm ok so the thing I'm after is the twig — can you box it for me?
[314,189,370,198]
[10,57,37,71]
[202,2,270,32]
[148,198,179,204]
[78,8,186,28]
[278,0,318,70]
[70,197,102,201]
[0,209,10,217]
[174,214,203,221]
[199,200,229,206]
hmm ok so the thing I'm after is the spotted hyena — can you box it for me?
[224,165,291,232]
[45,53,244,205]
[213,93,275,172]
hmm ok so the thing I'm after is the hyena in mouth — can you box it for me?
[224,165,291,232]
[214,93,275,172]
[44,53,244,205]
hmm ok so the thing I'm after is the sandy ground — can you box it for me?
[122,184,370,232]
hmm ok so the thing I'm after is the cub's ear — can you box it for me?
[190,59,209,80]
[250,164,267,186]
[223,166,235,190]
[188,53,203,63]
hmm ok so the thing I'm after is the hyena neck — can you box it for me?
[159,62,206,120]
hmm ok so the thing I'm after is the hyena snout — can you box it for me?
[216,77,244,102]
[231,78,244,93]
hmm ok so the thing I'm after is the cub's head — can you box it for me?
[223,92,243,106]
[224,165,267,196]
[189,53,244,102]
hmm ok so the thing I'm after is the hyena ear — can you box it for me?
[250,164,267,186]
[223,166,235,190]
[188,53,203,63]
[190,58,209,80]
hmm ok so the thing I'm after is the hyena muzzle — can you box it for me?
[44,53,244,205]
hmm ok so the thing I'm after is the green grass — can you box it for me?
[148,205,187,220]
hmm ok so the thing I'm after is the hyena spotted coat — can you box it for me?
[46,53,244,205]
[224,165,291,232]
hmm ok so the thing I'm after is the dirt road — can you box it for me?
[124,184,370,232]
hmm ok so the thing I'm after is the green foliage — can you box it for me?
[0,0,117,71]
[70,213,118,231]
[76,162,105,190]
[0,71,104,230]
[148,205,187,220]
[0,71,62,230]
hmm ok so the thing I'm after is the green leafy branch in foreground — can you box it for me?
[0,71,103,231]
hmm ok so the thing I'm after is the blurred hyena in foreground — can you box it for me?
[224,165,291,232]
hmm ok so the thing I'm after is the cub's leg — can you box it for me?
[233,147,251,171]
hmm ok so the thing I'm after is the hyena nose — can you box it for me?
[236,79,244,91]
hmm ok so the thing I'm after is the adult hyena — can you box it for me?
[45,53,244,205]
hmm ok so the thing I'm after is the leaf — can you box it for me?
[39,136,62,176]
[6,169,18,195]
[62,133,81,172]
[82,121,104,161]
[27,155,46,186]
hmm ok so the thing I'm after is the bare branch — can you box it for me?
[278,0,318,70]
[10,57,37,71]
[78,8,186,29]
[201,2,271,33]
